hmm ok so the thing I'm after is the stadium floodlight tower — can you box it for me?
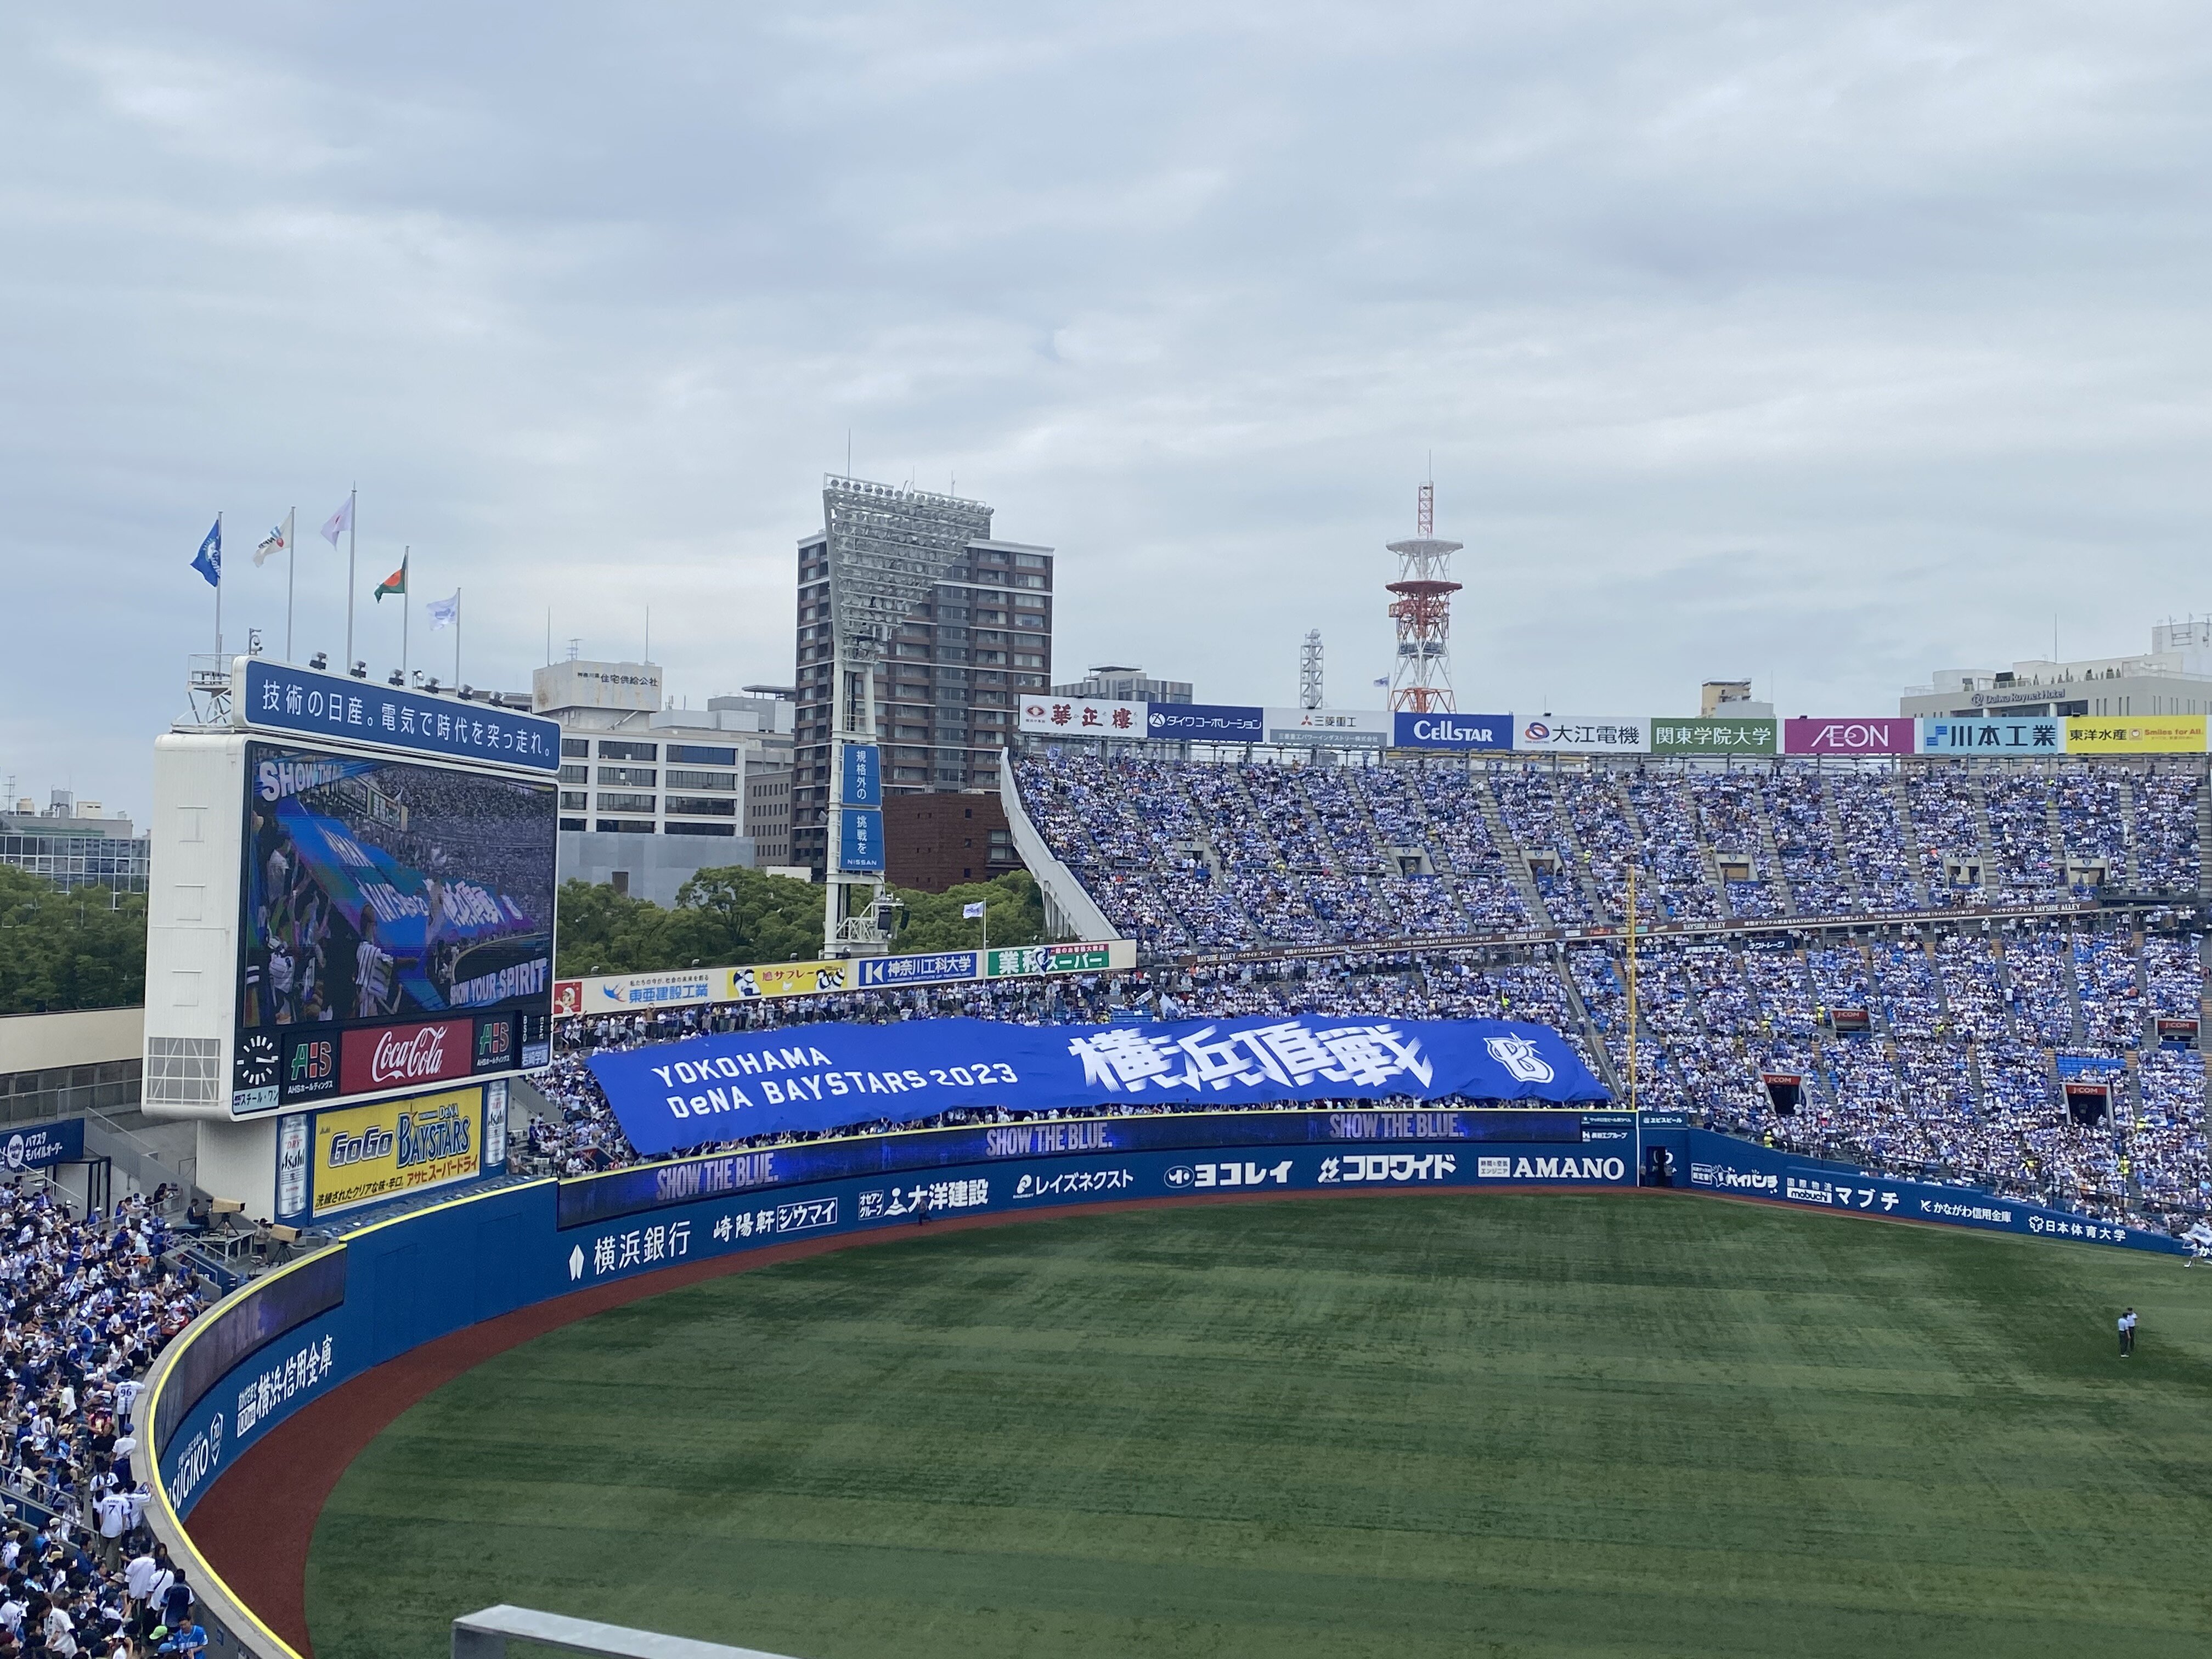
[1386,482,1463,714]
[819,475,994,957]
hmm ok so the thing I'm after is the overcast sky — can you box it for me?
[5,2,2208,819]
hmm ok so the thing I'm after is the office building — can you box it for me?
[791,520,1053,872]
[0,793,149,894]
[884,794,1021,892]
[535,659,795,904]
[1900,620,2212,719]
[1050,665,1193,705]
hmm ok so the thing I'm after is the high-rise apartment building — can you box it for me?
[791,523,1053,872]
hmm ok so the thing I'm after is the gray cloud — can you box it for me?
[3,1,2208,815]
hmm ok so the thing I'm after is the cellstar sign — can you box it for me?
[1392,712,1513,751]
[1018,697,1146,737]
[1919,718,2063,754]
[1516,717,1645,754]
[1265,708,1391,749]
[1783,718,1915,756]
[1148,703,1264,741]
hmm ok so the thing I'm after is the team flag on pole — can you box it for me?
[253,520,287,566]
[375,554,408,601]
[425,591,459,629]
[962,901,986,919]
[320,495,353,546]
[190,518,222,587]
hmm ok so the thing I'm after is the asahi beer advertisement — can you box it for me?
[234,741,556,1112]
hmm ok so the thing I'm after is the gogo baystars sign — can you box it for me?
[341,1019,474,1094]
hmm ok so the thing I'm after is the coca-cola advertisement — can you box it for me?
[234,738,555,1111]
[341,1020,476,1095]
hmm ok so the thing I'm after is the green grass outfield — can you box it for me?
[306,1194,2212,1658]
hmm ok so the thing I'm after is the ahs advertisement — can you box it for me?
[234,742,556,1111]
[308,1085,487,1216]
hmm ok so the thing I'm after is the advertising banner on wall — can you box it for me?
[727,960,853,1000]
[307,1084,486,1217]
[1782,718,1916,756]
[1018,696,1146,737]
[1147,703,1264,741]
[588,1014,1609,1155]
[1515,717,1646,754]
[2,1119,83,1175]
[985,943,1122,977]
[2063,716,2208,754]
[1649,716,1779,757]
[1392,712,1514,751]
[856,951,978,989]
[1918,718,2064,754]
[1265,708,1391,749]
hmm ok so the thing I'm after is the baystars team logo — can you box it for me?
[1485,1034,1555,1084]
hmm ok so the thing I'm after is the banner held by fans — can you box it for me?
[588,1015,1609,1155]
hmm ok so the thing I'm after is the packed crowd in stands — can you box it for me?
[0,1183,213,1656]
[515,754,2212,1241]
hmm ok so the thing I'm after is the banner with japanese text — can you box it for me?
[2062,716,2207,754]
[587,1014,1610,1155]
[1650,716,1779,756]
[1018,696,1147,737]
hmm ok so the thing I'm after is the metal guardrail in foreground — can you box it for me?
[453,1604,805,1659]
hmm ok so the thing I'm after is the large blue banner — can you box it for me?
[243,659,561,772]
[588,1015,1609,1155]
[837,807,884,871]
[840,743,882,806]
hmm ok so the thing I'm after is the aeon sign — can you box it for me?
[1392,712,1514,751]
[1783,718,1915,757]
[341,1020,473,1094]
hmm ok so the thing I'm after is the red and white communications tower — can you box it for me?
[1386,482,1462,713]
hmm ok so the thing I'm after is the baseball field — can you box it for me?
[303,1193,2212,1657]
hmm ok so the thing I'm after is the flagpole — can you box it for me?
[284,507,296,662]
[402,549,410,677]
[344,486,357,673]
[214,511,223,657]
[455,588,464,686]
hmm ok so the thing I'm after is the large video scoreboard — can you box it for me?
[146,659,559,1125]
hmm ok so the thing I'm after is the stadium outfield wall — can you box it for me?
[142,1110,2186,1659]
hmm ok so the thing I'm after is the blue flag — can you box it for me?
[190,518,222,588]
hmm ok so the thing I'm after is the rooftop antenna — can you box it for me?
[567,637,582,662]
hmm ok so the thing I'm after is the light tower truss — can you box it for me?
[820,475,995,956]
[1299,629,1324,710]
[1386,481,1462,715]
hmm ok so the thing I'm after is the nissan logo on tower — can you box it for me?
[341,1019,474,1094]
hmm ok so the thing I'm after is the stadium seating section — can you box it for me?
[535,756,2212,1244]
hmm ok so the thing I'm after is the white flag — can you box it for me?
[253,510,292,566]
[320,495,353,546]
[425,591,459,629]
[962,901,986,919]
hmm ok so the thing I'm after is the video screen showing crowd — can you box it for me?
[239,743,555,1031]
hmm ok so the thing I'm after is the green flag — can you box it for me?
[375,554,408,602]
